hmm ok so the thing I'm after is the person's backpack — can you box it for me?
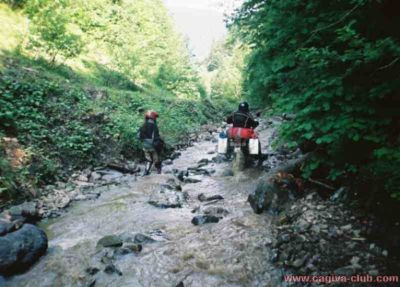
[143,130,155,150]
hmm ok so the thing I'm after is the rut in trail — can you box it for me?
[5,121,282,287]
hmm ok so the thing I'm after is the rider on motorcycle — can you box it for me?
[226,101,259,136]
[225,102,262,166]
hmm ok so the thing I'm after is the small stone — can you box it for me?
[382,250,388,257]
[197,193,224,202]
[184,177,202,184]
[90,172,102,181]
[198,159,209,165]
[222,169,234,177]
[97,235,123,248]
[125,244,143,253]
[134,233,155,244]
[85,267,100,275]
[191,215,220,225]
[104,264,122,276]
[203,206,229,216]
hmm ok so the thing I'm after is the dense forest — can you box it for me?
[229,0,400,213]
[0,0,236,200]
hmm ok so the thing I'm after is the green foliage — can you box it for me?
[24,0,84,62]
[0,0,230,200]
[203,35,249,109]
[233,0,400,199]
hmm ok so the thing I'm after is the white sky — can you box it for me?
[163,0,241,59]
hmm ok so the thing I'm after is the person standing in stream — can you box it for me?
[137,110,164,176]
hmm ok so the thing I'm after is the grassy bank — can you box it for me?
[0,2,235,201]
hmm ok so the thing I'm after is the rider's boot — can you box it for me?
[155,162,162,174]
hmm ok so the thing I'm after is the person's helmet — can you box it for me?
[144,110,158,120]
[238,101,249,112]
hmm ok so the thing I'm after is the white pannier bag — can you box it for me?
[217,132,228,154]
[249,138,259,155]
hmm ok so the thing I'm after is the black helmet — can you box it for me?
[238,101,249,112]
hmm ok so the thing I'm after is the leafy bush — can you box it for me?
[25,0,84,62]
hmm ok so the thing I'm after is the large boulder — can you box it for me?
[247,179,289,214]
[0,224,48,276]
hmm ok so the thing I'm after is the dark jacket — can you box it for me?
[139,119,160,140]
[226,111,259,128]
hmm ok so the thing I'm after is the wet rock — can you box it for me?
[188,168,214,176]
[125,243,143,253]
[198,158,209,166]
[97,170,123,182]
[203,206,229,216]
[176,170,188,182]
[198,193,224,202]
[97,235,123,248]
[86,279,96,287]
[134,233,156,244]
[207,150,215,155]
[0,220,14,236]
[248,180,289,214]
[191,215,221,225]
[78,174,89,182]
[170,152,181,160]
[90,172,102,182]
[165,178,182,190]
[176,282,184,287]
[212,155,226,164]
[148,190,184,209]
[114,244,142,256]
[85,267,100,275]
[184,177,202,184]
[222,169,234,177]
[0,224,48,276]
[104,264,122,276]
[7,201,39,222]
[100,250,114,265]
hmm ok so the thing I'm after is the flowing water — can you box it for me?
[5,123,282,287]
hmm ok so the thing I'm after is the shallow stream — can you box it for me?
[5,123,281,287]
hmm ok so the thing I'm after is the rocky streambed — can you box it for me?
[1,119,397,286]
